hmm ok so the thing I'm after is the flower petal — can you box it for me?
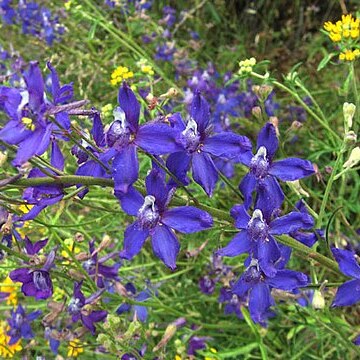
[115,186,144,216]
[24,62,44,112]
[331,279,360,307]
[151,225,180,270]
[332,248,360,279]
[269,158,314,181]
[118,83,140,132]
[120,222,149,260]
[239,173,256,209]
[203,132,252,159]
[249,283,274,326]
[192,151,218,196]
[256,123,278,160]
[166,151,191,186]
[190,91,210,134]
[161,206,213,233]
[270,211,314,235]
[257,235,281,277]
[112,144,139,193]
[267,270,309,290]
[230,204,251,229]
[136,123,183,155]
[216,231,251,257]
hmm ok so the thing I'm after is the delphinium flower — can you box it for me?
[106,82,183,193]
[10,241,56,300]
[0,61,73,166]
[216,204,314,276]
[68,281,107,334]
[82,239,120,288]
[286,97,312,123]
[232,257,309,326]
[324,14,360,61]
[166,91,252,196]
[187,334,213,357]
[19,140,65,221]
[238,122,315,214]
[6,304,41,345]
[117,166,213,269]
[116,282,151,322]
[218,286,246,319]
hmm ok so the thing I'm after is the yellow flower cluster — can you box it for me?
[0,322,22,358]
[136,59,155,76]
[238,57,256,74]
[324,14,360,62]
[0,277,18,306]
[324,14,359,42]
[67,339,84,357]
[110,66,134,86]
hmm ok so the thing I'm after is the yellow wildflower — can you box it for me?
[67,339,84,358]
[61,238,80,260]
[339,49,360,61]
[0,321,22,358]
[0,277,18,306]
[52,286,66,302]
[101,103,113,119]
[238,57,256,74]
[110,66,134,86]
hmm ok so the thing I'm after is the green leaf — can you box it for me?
[317,53,336,71]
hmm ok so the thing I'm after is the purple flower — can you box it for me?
[166,92,252,196]
[239,122,315,215]
[217,204,314,276]
[331,248,360,307]
[218,287,245,319]
[107,83,183,193]
[7,305,41,345]
[198,276,216,295]
[232,258,308,326]
[68,282,107,335]
[116,282,151,322]
[187,335,212,356]
[117,166,213,269]
[10,248,56,300]
[0,62,72,166]
[83,240,120,288]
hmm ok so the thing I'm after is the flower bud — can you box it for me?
[343,147,360,169]
[287,180,310,197]
[0,151,7,167]
[343,102,356,131]
[344,130,357,144]
[312,290,325,310]
[159,87,178,99]
[251,106,262,120]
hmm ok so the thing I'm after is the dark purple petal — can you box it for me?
[112,144,138,193]
[21,282,37,297]
[118,83,140,132]
[192,152,218,196]
[51,141,64,171]
[121,222,149,260]
[239,173,256,209]
[257,235,281,277]
[291,231,318,247]
[331,279,360,307]
[270,211,314,235]
[248,283,274,325]
[267,270,309,290]
[161,206,213,233]
[13,125,52,166]
[256,123,278,159]
[151,225,180,270]
[190,91,210,134]
[354,334,360,346]
[116,303,131,315]
[255,176,284,221]
[135,123,184,155]
[23,62,44,112]
[24,237,48,255]
[0,120,31,144]
[19,204,47,221]
[166,151,191,186]
[230,204,251,229]
[91,112,105,147]
[134,305,148,322]
[203,132,252,159]
[332,248,360,279]
[115,186,144,216]
[145,167,168,209]
[269,158,315,181]
[10,268,31,283]
[168,112,186,131]
[216,231,251,257]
